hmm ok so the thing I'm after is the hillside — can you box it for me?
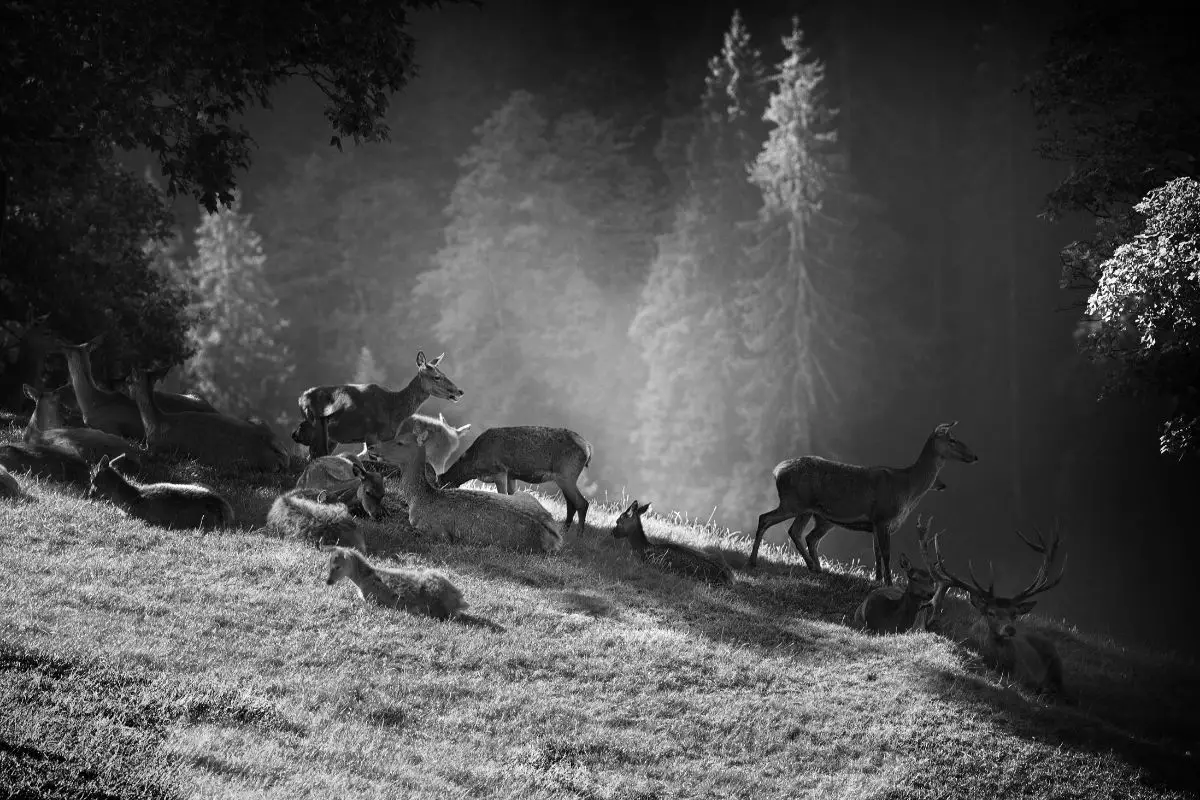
[1,423,1198,800]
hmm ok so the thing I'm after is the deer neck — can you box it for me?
[398,443,437,503]
[901,435,945,500]
[23,397,53,443]
[62,348,112,416]
[626,521,650,554]
[98,471,142,509]
[387,374,431,429]
[127,378,164,442]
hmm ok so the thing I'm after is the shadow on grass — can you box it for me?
[924,661,1200,796]
[454,612,507,633]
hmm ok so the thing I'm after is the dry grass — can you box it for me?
[1,422,1197,800]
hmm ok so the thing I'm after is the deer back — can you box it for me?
[441,426,591,487]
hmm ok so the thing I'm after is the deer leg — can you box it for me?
[748,506,795,567]
[311,416,331,458]
[805,516,836,574]
[786,514,818,571]
[555,477,589,535]
[873,522,894,585]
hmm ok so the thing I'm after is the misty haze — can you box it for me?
[2,0,1198,797]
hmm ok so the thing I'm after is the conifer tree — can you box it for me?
[630,10,768,523]
[183,192,293,422]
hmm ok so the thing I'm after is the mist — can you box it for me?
[119,0,1198,657]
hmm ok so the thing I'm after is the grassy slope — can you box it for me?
[1,422,1198,800]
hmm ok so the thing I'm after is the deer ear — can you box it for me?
[415,351,427,368]
[636,502,651,515]
[1014,600,1037,616]
[96,455,111,469]
[22,384,38,401]
[317,490,329,503]
[85,333,105,352]
[430,353,444,367]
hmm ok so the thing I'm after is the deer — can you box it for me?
[747,421,978,585]
[22,383,143,473]
[126,367,289,472]
[0,442,91,489]
[853,516,949,634]
[393,428,563,553]
[613,500,735,586]
[267,490,365,551]
[57,334,215,438]
[437,425,593,536]
[87,454,235,530]
[919,517,1068,696]
[366,412,472,474]
[294,350,464,458]
[0,464,20,500]
[295,454,386,519]
[323,546,468,620]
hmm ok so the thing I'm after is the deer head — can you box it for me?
[920,517,1066,640]
[414,351,464,403]
[930,421,979,464]
[613,500,651,539]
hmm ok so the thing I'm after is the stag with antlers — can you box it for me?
[919,517,1068,696]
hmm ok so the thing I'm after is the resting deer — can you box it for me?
[22,383,142,473]
[747,421,978,585]
[613,500,734,586]
[127,367,289,472]
[853,516,948,634]
[393,428,562,553]
[88,454,235,530]
[295,454,386,519]
[295,350,464,458]
[0,442,90,488]
[437,425,593,535]
[57,334,215,438]
[919,517,1067,696]
[324,546,467,620]
[366,413,472,475]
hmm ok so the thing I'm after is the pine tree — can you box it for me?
[728,17,903,520]
[414,90,654,492]
[353,345,386,385]
[183,191,294,422]
[629,10,768,524]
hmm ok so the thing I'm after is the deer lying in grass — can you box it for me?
[854,516,948,634]
[324,546,467,620]
[920,517,1067,696]
[267,490,365,551]
[613,500,734,586]
[366,413,472,474]
[296,454,386,519]
[747,421,978,585]
[88,454,234,530]
[394,429,562,553]
[127,367,289,472]
[57,335,215,438]
[22,383,142,473]
[0,442,90,488]
[437,425,593,535]
[295,350,464,458]
[0,465,20,500]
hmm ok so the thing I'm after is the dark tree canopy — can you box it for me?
[1,0,471,211]
[1024,0,1200,295]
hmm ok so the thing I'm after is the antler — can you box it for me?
[916,515,994,600]
[1010,520,1067,604]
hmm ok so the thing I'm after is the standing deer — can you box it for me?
[437,425,593,535]
[126,367,289,472]
[295,351,464,458]
[747,421,978,585]
[58,334,215,438]
[919,518,1067,696]
[853,516,948,634]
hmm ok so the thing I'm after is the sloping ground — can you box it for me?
[1,428,1197,799]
